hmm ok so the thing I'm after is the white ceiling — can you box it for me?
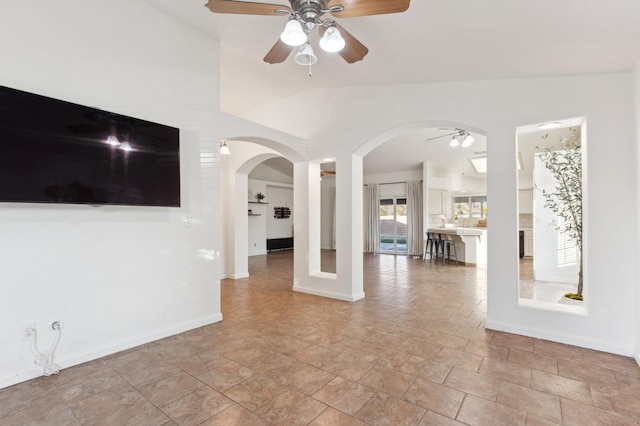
[145,0,639,177]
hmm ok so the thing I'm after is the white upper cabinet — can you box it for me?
[519,189,533,214]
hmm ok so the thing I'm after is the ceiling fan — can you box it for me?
[426,128,476,148]
[205,0,411,66]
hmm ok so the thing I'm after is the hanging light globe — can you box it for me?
[319,25,345,52]
[280,19,306,46]
[294,42,317,66]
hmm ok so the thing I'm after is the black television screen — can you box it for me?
[0,85,180,207]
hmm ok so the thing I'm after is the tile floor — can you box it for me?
[2,251,640,425]
[518,258,577,304]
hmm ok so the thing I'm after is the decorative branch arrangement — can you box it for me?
[537,129,583,300]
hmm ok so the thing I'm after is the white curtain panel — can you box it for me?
[331,186,337,250]
[406,180,424,256]
[363,184,380,253]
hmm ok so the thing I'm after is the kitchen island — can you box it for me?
[426,227,487,266]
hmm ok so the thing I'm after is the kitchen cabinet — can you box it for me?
[524,229,534,257]
[519,189,533,214]
[428,189,450,215]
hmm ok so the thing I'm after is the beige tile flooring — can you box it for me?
[2,251,640,425]
[518,258,577,304]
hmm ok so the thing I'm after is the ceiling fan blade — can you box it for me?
[264,39,295,64]
[205,0,288,16]
[426,132,458,142]
[329,23,368,63]
[328,0,410,18]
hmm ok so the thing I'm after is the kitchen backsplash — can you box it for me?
[428,214,532,229]
[428,214,483,228]
[519,214,533,229]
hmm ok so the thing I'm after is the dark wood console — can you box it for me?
[267,237,294,252]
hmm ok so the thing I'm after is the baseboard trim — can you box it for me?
[229,272,249,279]
[0,313,223,390]
[293,285,365,302]
[485,319,633,357]
[634,346,640,367]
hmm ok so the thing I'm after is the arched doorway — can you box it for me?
[219,138,305,280]
[353,120,489,289]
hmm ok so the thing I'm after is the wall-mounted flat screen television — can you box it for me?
[0,85,180,207]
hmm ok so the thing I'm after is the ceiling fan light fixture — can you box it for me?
[319,25,345,52]
[461,133,475,148]
[449,135,460,148]
[294,42,317,66]
[280,18,306,46]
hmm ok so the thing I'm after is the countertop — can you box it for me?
[427,227,485,236]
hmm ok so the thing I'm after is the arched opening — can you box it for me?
[219,138,305,281]
[351,120,489,299]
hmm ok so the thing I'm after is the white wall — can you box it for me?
[0,1,223,388]
[7,5,634,392]
[267,185,294,239]
[246,179,294,256]
[0,1,305,389]
[248,179,268,256]
[252,74,637,356]
[364,170,422,185]
[249,164,294,184]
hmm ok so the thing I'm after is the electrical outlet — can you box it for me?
[21,324,36,341]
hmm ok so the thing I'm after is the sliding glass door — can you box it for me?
[379,197,407,254]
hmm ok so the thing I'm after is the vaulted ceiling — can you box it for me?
[146,0,640,116]
[145,0,639,177]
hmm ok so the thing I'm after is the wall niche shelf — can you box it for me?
[248,213,262,216]
[248,201,269,204]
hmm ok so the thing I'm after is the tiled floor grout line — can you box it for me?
[2,251,639,425]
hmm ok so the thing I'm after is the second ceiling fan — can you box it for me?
[206,0,411,66]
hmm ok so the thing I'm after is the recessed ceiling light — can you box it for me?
[537,121,562,130]
[322,157,335,163]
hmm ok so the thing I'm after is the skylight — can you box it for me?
[469,154,522,174]
[469,157,487,174]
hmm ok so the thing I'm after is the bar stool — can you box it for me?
[425,232,439,263]
[438,234,458,265]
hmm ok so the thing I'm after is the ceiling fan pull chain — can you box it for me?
[308,62,312,77]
